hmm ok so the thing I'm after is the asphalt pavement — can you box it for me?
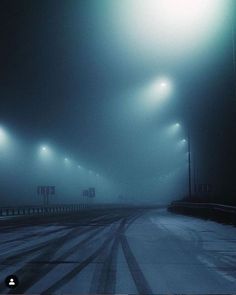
[0,208,235,294]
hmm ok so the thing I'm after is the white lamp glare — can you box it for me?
[161,82,167,87]
[147,76,172,103]
[114,0,227,58]
[0,126,8,145]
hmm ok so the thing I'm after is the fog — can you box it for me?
[0,122,188,206]
[0,0,235,206]
[0,126,120,206]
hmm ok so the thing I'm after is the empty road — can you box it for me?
[0,208,236,294]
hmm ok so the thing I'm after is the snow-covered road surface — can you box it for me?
[0,208,235,294]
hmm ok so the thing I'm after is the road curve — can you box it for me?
[0,208,235,294]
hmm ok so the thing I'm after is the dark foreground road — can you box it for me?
[0,208,236,294]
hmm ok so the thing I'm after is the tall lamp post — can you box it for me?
[188,132,192,199]
[231,2,236,103]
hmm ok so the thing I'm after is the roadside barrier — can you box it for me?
[168,201,236,225]
[0,203,164,217]
[0,204,90,217]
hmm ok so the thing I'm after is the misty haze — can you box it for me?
[0,0,236,294]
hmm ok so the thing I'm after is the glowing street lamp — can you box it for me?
[160,82,167,87]
[165,122,182,137]
[39,145,50,154]
[145,76,173,107]
[38,145,54,162]
[39,145,48,153]
[0,126,8,146]
[149,77,172,97]
[64,157,72,169]
[176,138,187,149]
[0,126,13,159]
[114,0,229,57]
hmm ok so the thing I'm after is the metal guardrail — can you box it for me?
[0,204,91,217]
[168,201,236,224]
[169,201,236,211]
[0,203,165,217]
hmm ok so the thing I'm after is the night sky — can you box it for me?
[0,0,236,204]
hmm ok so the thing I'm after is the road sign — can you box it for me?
[88,187,95,198]
[82,189,89,197]
[37,186,56,206]
[82,187,96,198]
[37,186,55,196]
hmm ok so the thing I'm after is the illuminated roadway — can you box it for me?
[0,208,236,294]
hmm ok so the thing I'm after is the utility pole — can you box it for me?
[188,132,192,199]
[231,1,236,101]
[193,152,197,195]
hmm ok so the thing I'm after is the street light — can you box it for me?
[113,0,229,57]
[0,126,13,159]
[161,82,167,87]
[148,77,172,99]
[176,139,187,148]
[64,157,73,169]
[144,76,173,109]
[175,136,191,198]
[40,145,50,153]
[38,145,54,162]
[0,126,8,146]
[39,145,51,155]
[165,122,181,136]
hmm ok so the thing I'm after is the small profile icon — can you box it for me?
[9,278,15,286]
[5,275,19,289]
